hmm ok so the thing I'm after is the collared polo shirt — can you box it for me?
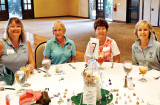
[0,38,28,73]
[132,38,160,71]
[43,37,76,64]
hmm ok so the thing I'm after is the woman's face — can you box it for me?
[8,21,22,40]
[137,25,150,41]
[53,24,65,40]
[95,26,108,40]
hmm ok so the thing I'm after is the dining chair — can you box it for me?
[35,41,47,69]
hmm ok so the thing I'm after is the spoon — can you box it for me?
[37,68,46,73]
[154,76,160,80]
[0,87,15,91]
[69,64,76,69]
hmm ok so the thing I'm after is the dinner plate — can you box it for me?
[71,89,113,105]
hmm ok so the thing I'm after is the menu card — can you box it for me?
[83,85,97,105]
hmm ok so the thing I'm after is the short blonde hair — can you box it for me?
[134,20,154,38]
[3,17,26,43]
[52,21,66,34]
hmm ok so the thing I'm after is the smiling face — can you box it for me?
[137,25,150,41]
[53,24,65,40]
[95,26,108,40]
[7,21,22,40]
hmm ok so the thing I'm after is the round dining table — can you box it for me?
[0,62,160,105]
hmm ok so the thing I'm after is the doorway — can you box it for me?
[96,0,105,19]
[105,0,113,21]
[143,0,159,26]
[126,0,140,24]
[0,0,9,21]
[0,0,34,21]
[89,0,96,19]
[8,0,22,19]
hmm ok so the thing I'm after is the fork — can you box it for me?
[154,76,160,80]
[69,64,76,69]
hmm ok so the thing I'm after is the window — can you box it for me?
[98,0,103,10]
[23,0,31,10]
[0,0,6,11]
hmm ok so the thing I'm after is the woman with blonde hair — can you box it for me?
[43,21,76,64]
[0,17,35,73]
[132,20,160,71]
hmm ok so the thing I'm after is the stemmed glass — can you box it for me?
[15,70,26,93]
[98,52,104,70]
[123,60,132,77]
[139,60,148,82]
[20,67,31,87]
[42,58,51,77]
[123,60,132,88]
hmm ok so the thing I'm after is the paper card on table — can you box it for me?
[90,38,99,59]
[83,85,97,105]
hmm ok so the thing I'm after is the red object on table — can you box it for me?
[6,98,10,105]
[20,89,42,105]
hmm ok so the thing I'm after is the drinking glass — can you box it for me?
[139,60,148,82]
[15,71,26,93]
[20,67,31,87]
[123,60,132,77]
[42,58,51,77]
[55,64,62,73]
[98,52,104,70]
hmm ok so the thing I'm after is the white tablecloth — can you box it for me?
[0,62,160,105]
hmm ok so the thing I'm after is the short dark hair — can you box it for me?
[94,18,109,30]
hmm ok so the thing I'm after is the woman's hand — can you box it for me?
[26,64,34,73]
[89,41,95,53]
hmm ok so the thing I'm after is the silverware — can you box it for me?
[154,76,160,80]
[69,64,76,69]
[37,68,46,73]
[111,62,114,68]
[0,87,15,91]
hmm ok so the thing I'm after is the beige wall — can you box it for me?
[33,0,88,18]
[113,0,127,22]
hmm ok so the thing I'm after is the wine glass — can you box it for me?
[20,67,31,87]
[123,60,132,88]
[15,70,26,93]
[98,52,104,70]
[42,58,51,77]
[139,60,148,82]
[123,60,132,77]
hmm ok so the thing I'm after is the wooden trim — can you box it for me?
[113,20,126,23]
[34,15,89,19]
[158,0,160,27]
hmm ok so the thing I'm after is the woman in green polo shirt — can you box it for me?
[43,21,76,64]
[132,20,160,71]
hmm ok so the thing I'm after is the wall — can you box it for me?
[78,0,89,17]
[34,0,69,18]
[113,0,127,22]
[33,0,88,18]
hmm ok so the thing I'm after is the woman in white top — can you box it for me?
[85,18,120,63]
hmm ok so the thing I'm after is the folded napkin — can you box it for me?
[0,65,15,85]
[20,89,42,105]
[20,89,51,105]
